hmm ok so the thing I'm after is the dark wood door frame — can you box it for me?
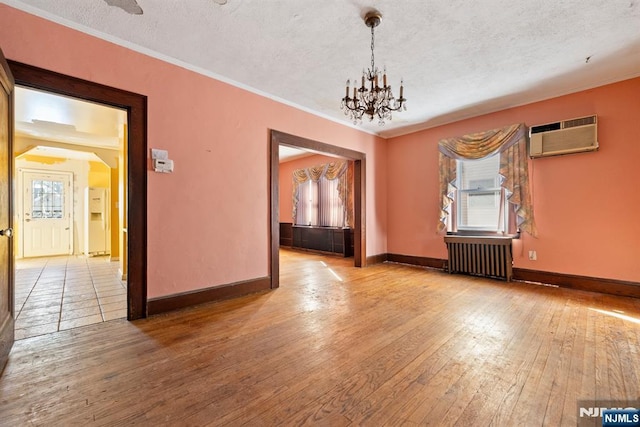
[8,60,147,320]
[0,48,15,372]
[269,130,366,288]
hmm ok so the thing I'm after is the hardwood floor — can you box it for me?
[1,248,639,425]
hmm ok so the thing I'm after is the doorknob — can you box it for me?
[0,228,13,238]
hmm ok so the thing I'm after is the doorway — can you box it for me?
[8,60,147,321]
[269,130,366,288]
[13,85,129,339]
[20,170,74,257]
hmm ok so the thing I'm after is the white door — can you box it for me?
[22,170,73,257]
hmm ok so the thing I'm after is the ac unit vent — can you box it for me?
[529,115,598,158]
[563,115,596,128]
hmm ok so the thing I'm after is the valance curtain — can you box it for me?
[438,123,537,236]
[292,160,354,228]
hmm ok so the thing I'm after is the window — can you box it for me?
[438,123,535,236]
[292,160,353,229]
[295,180,318,226]
[295,176,345,227]
[31,179,65,219]
[456,154,509,233]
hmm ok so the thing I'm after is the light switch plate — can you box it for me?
[151,148,168,160]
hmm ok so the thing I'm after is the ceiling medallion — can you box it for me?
[341,11,407,126]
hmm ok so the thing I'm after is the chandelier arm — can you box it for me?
[342,100,367,113]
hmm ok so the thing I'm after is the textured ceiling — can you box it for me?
[4,0,640,137]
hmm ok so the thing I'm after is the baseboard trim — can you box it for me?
[383,253,639,299]
[386,253,447,270]
[513,268,640,299]
[146,259,639,316]
[147,276,272,315]
[366,253,388,266]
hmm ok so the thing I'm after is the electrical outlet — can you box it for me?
[528,250,537,261]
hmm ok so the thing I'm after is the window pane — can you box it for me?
[457,155,505,231]
[31,178,65,219]
[318,176,344,227]
[459,155,500,190]
[459,190,501,228]
[295,180,318,226]
[53,181,63,193]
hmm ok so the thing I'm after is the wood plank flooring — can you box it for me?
[1,248,639,425]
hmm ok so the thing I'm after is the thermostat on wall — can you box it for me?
[153,158,174,173]
[151,149,174,173]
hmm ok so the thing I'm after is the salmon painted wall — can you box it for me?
[387,77,640,282]
[278,154,339,224]
[0,5,388,298]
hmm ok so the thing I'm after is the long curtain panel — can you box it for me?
[438,123,537,236]
[292,160,352,228]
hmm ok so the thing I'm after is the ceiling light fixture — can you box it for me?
[341,11,406,126]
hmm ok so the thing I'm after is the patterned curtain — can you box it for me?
[438,123,537,236]
[438,154,458,233]
[292,160,353,227]
[344,162,354,229]
[292,168,310,224]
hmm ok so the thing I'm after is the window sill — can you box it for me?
[447,231,520,239]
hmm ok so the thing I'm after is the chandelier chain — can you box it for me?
[370,26,375,72]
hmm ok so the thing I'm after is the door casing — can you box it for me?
[269,130,366,289]
[7,60,148,320]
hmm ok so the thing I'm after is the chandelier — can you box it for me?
[341,11,406,125]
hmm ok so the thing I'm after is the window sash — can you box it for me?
[457,188,508,232]
[455,156,508,233]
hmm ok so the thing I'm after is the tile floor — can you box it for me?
[14,255,127,340]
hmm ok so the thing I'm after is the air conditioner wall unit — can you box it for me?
[528,115,598,158]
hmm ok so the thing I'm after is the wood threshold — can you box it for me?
[286,246,351,258]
